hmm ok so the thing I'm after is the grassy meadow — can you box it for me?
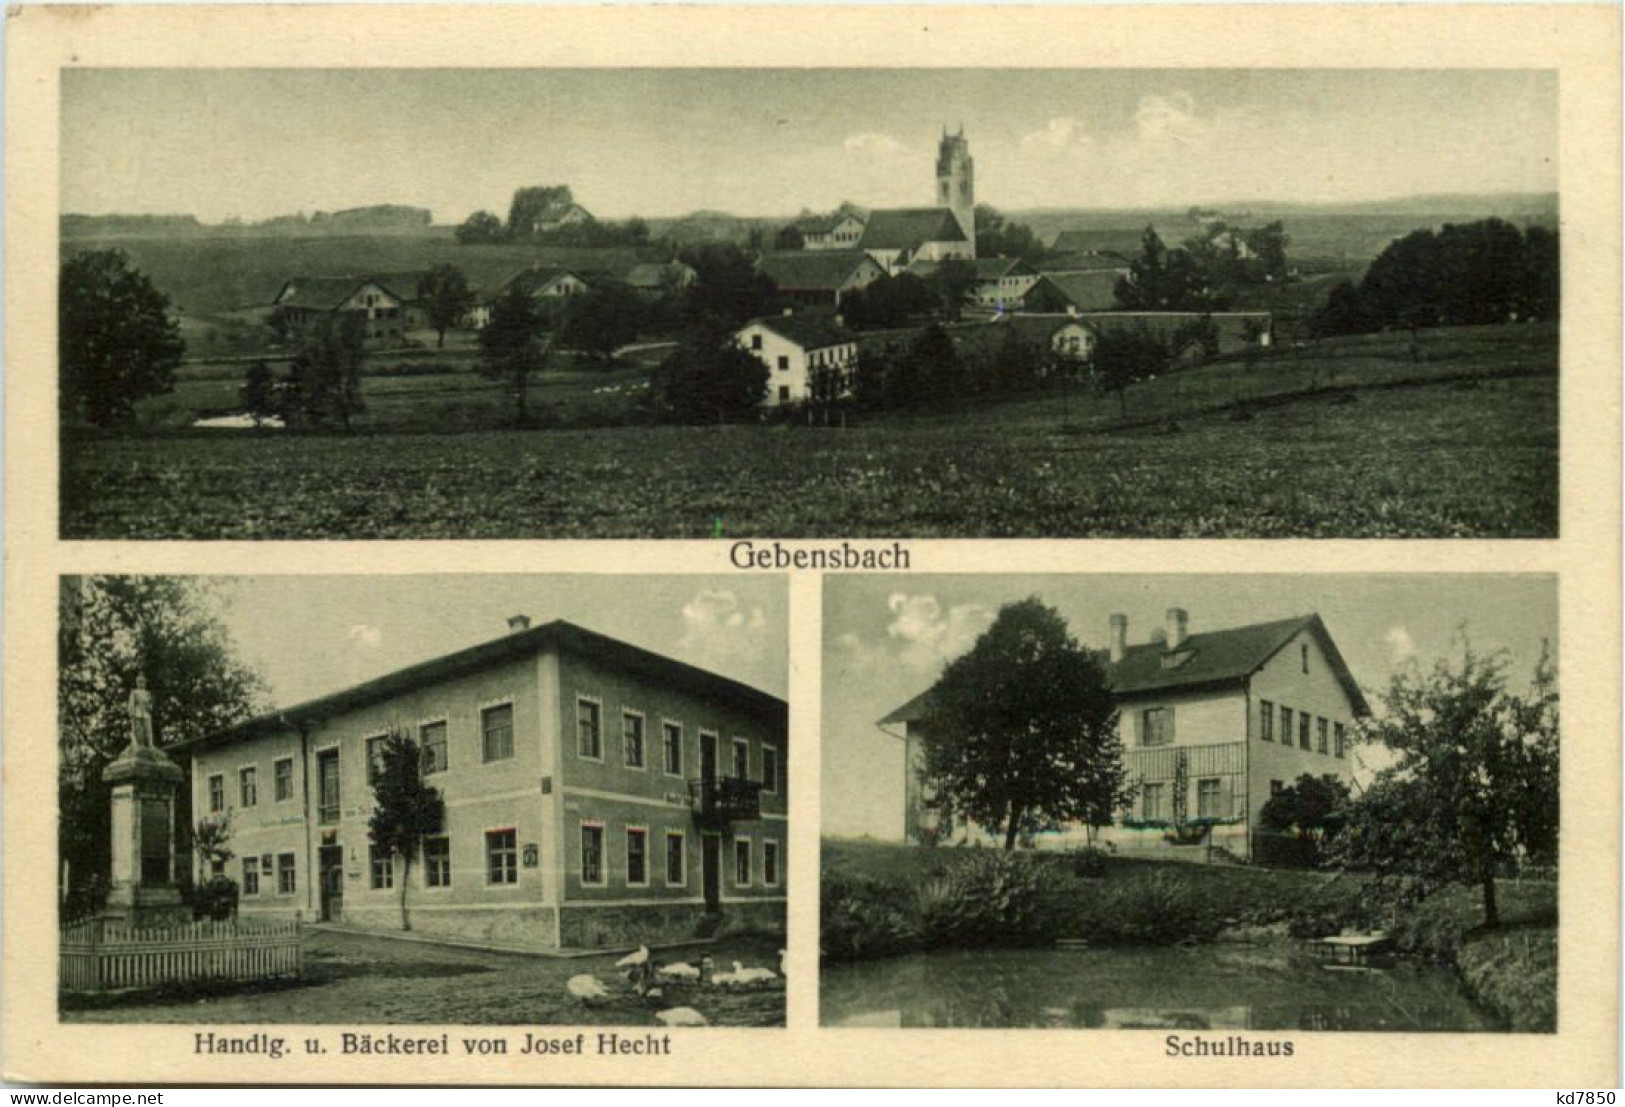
[62,323,1557,539]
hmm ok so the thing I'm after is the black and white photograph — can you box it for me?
[59,68,1558,540]
[57,575,789,1028]
[820,574,1559,1033]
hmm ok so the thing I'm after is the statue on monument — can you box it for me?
[128,674,154,748]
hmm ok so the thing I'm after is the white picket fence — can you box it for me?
[60,917,303,993]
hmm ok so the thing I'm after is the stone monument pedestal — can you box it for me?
[102,737,190,929]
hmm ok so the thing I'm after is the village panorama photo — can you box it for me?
[58,574,790,1028]
[58,69,1558,539]
[820,573,1559,1033]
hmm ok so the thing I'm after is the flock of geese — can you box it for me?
[565,945,786,1028]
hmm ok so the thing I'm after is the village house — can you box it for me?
[881,609,1366,861]
[909,257,1041,312]
[270,276,411,348]
[735,313,859,407]
[798,211,868,251]
[176,617,788,950]
[498,264,593,304]
[756,250,886,309]
[1074,311,1274,357]
[530,200,595,236]
[622,260,698,299]
[1022,270,1126,315]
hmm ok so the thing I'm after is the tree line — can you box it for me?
[1313,218,1559,337]
[455,184,655,250]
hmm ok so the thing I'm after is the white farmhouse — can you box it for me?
[735,314,859,408]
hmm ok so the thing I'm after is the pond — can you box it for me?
[821,945,1498,1031]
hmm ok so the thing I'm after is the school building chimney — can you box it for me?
[1165,607,1189,650]
[1109,614,1128,663]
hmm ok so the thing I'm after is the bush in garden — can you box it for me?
[820,872,921,963]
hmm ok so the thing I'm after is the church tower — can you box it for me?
[936,125,976,253]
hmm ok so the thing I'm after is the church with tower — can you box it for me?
[802,126,978,275]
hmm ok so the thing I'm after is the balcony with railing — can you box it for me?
[1125,740,1244,783]
[688,776,763,828]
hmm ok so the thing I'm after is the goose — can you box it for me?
[615,945,651,970]
[567,974,611,1004]
[659,962,701,982]
[654,1006,708,1027]
[720,961,778,988]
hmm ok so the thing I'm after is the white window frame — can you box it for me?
[276,852,297,896]
[699,729,721,781]
[478,699,517,765]
[422,834,452,890]
[369,844,394,891]
[207,773,225,814]
[664,830,687,889]
[731,737,751,781]
[418,715,450,776]
[661,719,685,779]
[484,826,520,887]
[622,709,647,771]
[760,743,779,795]
[579,821,607,887]
[575,694,605,763]
[733,836,753,889]
[363,731,391,785]
[240,856,260,897]
[625,825,650,888]
[236,764,258,808]
[273,756,295,803]
[763,838,781,888]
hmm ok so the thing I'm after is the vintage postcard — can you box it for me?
[5,1,1621,1089]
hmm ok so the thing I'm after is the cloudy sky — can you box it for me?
[62,69,1556,222]
[208,575,787,709]
[822,574,1558,840]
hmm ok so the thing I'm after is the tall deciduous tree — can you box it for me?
[60,249,186,427]
[649,328,769,423]
[506,185,576,239]
[455,210,507,246]
[239,360,277,427]
[478,285,551,424]
[1092,325,1169,419]
[368,730,445,932]
[58,577,265,913]
[416,264,476,349]
[557,283,644,363]
[1330,639,1559,927]
[1259,773,1351,840]
[917,598,1132,850]
[927,258,979,323]
[283,314,367,430]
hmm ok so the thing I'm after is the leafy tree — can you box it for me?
[1244,220,1291,282]
[850,347,894,411]
[506,185,575,239]
[774,224,806,251]
[1092,325,1168,418]
[885,324,959,408]
[478,285,552,424]
[1114,226,1226,312]
[1170,315,1220,364]
[927,258,979,323]
[1312,280,1374,338]
[1329,639,1559,927]
[283,314,367,430]
[58,577,265,912]
[917,598,1132,850]
[1520,225,1560,321]
[678,243,779,331]
[840,273,937,330]
[557,283,644,363]
[975,205,1044,264]
[60,249,186,426]
[368,730,445,932]
[416,264,476,349]
[649,328,769,423]
[1259,773,1351,840]
[455,210,507,245]
[991,325,1042,394]
[239,360,277,427]
[192,809,236,876]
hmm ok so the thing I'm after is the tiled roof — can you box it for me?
[881,613,1366,725]
[743,313,857,351]
[757,250,878,292]
[500,266,588,297]
[176,620,786,753]
[860,208,968,250]
[1049,228,1150,257]
[274,276,407,311]
[908,257,1033,282]
[1029,271,1123,311]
